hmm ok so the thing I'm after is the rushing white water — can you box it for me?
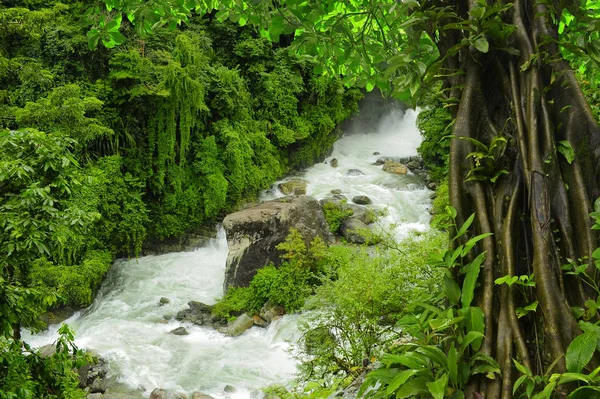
[262,108,431,240]
[23,106,431,398]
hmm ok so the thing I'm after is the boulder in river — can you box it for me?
[169,326,189,335]
[252,314,269,327]
[382,160,408,175]
[346,169,364,176]
[340,218,371,244]
[149,388,188,399]
[159,297,170,306]
[330,158,338,167]
[223,196,331,290]
[330,189,342,194]
[260,301,285,322]
[175,301,224,327]
[227,314,254,337]
[224,385,237,393]
[278,179,307,195]
[191,393,215,399]
[352,195,372,205]
[374,156,398,165]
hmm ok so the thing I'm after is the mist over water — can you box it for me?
[23,106,431,398]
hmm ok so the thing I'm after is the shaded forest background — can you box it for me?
[0,0,362,308]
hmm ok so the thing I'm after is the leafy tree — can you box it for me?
[91,0,600,396]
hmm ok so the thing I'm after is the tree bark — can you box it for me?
[445,0,600,396]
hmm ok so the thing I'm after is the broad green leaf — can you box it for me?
[416,346,448,368]
[386,369,420,395]
[447,344,458,386]
[566,331,598,373]
[396,377,429,398]
[568,386,600,398]
[513,358,532,376]
[473,36,489,53]
[443,275,461,305]
[382,353,428,370]
[558,140,575,164]
[458,307,485,350]
[513,374,529,395]
[532,380,556,399]
[454,213,475,242]
[461,252,486,308]
[557,372,590,384]
[426,373,449,399]
[460,331,484,352]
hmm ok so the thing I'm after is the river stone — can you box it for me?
[352,195,372,205]
[330,158,338,167]
[227,314,254,337]
[224,385,237,393]
[175,301,221,326]
[340,218,370,244]
[346,169,364,176]
[373,151,380,155]
[278,179,307,195]
[374,156,398,165]
[149,388,187,399]
[330,189,342,194]
[382,160,408,175]
[223,196,331,290]
[407,160,421,170]
[260,301,286,322]
[159,297,170,305]
[191,393,215,399]
[252,314,269,327]
[90,377,107,394]
[170,326,189,335]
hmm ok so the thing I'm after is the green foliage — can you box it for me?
[29,251,112,308]
[15,85,113,151]
[416,90,452,182]
[430,180,451,230]
[0,323,89,399]
[0,129,96,278]
[322,201,354,233]
[298,231,445,384]
[213,229,328,318]
[359,209,498,398]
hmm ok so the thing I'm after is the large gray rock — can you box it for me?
[352,195,372,205]
[259,301,285,322]
[227,314,254,337]
[169,327,189,335]
[223,196,331,290]
[382,160,408,175]
[340,218,371,244]
[278,179,307,195]
[175,301,224,327]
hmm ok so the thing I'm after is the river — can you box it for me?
[23,107,431,398]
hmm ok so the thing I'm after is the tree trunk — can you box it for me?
[446,0,600,396]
